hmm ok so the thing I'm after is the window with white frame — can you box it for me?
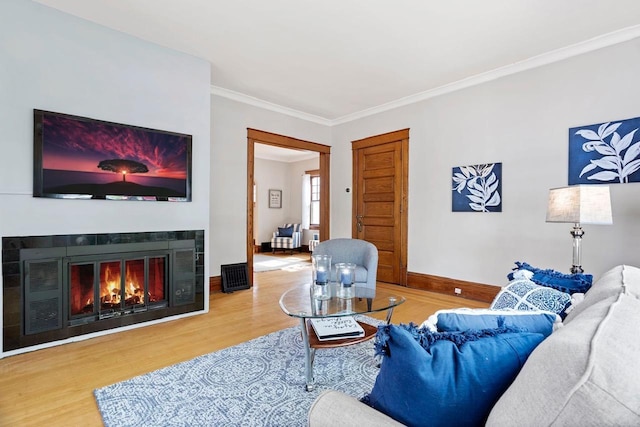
[309,170,320,227]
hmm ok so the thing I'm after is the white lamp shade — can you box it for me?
[546,185,612,224]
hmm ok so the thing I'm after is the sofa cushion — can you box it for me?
[491,279,572,318]
[309,390,403,427]
[422,308,560,337]
[486,264,640,427]
[363,324,545,427]
[277,226,294,237]
[508,261,593,294]
[564,263,640,324]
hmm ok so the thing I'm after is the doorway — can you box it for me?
[247,129,331,285]
[352,129,409,285]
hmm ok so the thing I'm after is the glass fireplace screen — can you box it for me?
[69,253,168,319]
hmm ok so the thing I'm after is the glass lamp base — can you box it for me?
[570,224,584,274]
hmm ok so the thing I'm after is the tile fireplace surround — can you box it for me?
[2,230,205,353]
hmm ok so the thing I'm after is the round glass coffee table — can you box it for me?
[279,283,405,391]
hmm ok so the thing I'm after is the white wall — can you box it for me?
[332,38,640,286]
[254,156,319,244]
[255,158,289,243]
[0,0,211,356]
[210,96,330,273]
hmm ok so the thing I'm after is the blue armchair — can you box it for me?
[312,238,378,290]
[271,223,302,254]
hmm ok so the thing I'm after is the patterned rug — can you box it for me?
[94,317,381,426]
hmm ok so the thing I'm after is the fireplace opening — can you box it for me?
[68,253,169,323]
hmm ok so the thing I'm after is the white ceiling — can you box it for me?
[34,0,640,123]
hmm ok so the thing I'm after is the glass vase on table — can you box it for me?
[336,262,356,299]
[311,254,331,300]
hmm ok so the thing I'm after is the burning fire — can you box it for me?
[70,259,164,316]
[100,263,147,307]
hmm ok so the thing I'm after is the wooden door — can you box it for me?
[352,129,408,285]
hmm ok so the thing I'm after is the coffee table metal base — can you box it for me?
[299,318,380,391]
[300,318,317,391]
[279,285,403,391]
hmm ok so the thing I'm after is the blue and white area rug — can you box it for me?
[94,318,381,426]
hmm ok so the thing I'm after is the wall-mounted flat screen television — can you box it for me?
[33,109,192,201]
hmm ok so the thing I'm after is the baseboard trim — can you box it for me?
[211,272,501,301]
[209,276,222,294]
[407,272,500,303]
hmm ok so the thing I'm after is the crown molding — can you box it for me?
[212,25,640,127]
[210,86,332,126]
[332,25,640,125]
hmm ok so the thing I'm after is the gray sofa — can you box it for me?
[308,264,640,426]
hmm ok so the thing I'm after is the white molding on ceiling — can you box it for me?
[210,85,332,126]
[332,25,640,125]
[211,25,640,127]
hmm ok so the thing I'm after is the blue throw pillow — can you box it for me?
[491,279,572,318]
[362,324,545,427]
[277,226,294,237]
[508,261,592,294]
[431,309,558,338]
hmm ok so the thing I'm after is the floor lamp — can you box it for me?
[545,185,612,274]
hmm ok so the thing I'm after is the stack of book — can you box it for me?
[309,316,365,341]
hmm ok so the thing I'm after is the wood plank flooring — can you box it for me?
[0,261,487,426]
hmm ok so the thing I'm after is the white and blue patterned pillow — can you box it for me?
[491,279,572,318]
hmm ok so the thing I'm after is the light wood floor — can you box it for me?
[0,261,487,426]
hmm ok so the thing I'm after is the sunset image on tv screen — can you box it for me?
[34,110,191,201]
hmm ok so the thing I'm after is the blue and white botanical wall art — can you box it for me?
[569,116,640,185]
[452,163,502,212]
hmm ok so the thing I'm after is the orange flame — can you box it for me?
[100,263,145,306]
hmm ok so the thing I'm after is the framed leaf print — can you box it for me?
[452,163,502,212]
[569,116,640,185]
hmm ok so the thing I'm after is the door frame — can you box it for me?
[247,128,331,285]
[351,128,409,285]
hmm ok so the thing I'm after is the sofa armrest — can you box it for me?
[292,230,302,247]
[308,390,404,427]
[363,245,378,288]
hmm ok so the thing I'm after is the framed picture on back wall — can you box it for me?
[269,189,282,208]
